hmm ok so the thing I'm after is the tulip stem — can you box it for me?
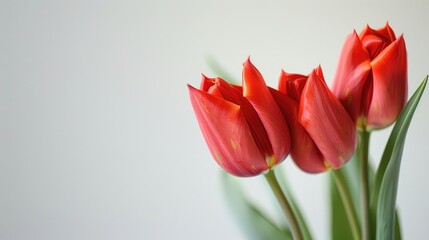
[359,129,371,240]
[264,170,304,240]
[332,169,361,240]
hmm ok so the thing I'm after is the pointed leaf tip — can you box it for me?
[373,76,427,240]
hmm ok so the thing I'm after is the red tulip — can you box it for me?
[277,66,357,173]
[332,23,407,129]
[188,58,291,177]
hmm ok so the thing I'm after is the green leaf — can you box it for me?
[221,172,292,240]
[372,76,427,240]
[395,212,402,240]
[330,151,362,240]
[329,132,396,239]
[330,173,355,240]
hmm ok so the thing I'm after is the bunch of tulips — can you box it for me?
[188,23,427,240]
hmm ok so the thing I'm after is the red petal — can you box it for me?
[200,74,215,92]
[290,123,327,173]
[300,69,357,168]
[367,35,407,128]
[242,58,291,165]
[270,88,297,130]
[240,96,274,166]
[360,24,395,60]
[360,23,396,43]
[271,88,326,173]
[278,70,307,102]
[188,85,269,177]
[204,77,243,105]
[332,30,372,123]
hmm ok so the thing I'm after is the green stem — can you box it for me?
[332,169,361,240]
[359,129,371,240]
[264,170,304,240]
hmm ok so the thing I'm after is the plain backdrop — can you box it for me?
[1,0,429,239]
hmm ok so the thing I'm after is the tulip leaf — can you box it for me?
[221,172,292,240]
[331,145,402,240]
[395,212,402,240]
[372,76,427,240]
[329,152,361,240]
[330,175,354,240]
[330,137,389,239]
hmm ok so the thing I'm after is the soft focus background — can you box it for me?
[1,0,429,239]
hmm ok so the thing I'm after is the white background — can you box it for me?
[1,0,429,239]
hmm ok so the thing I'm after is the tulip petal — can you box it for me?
[360,24,396,60]
[188,85,268,176]
[332,30,372,123]
[290,123,327,173]
[367,35,408,128]
[240,96,274,165]
[203,76,243,105]
[271,88,327,172]
[379,23,396,41]
[278,70,307,102]
[242,58,291,165]
[360,23,396,43]
[269,88,297,130]
[300,70,357,168]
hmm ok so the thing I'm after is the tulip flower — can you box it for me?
[188,58,291,177]
[332,23,407,129]
[277,66,357,173]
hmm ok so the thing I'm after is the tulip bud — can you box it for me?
[277,66,357,173]
[188,58,291,177]
[332,23,407,129]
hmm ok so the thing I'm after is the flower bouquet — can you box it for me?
[188,23,427,239]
